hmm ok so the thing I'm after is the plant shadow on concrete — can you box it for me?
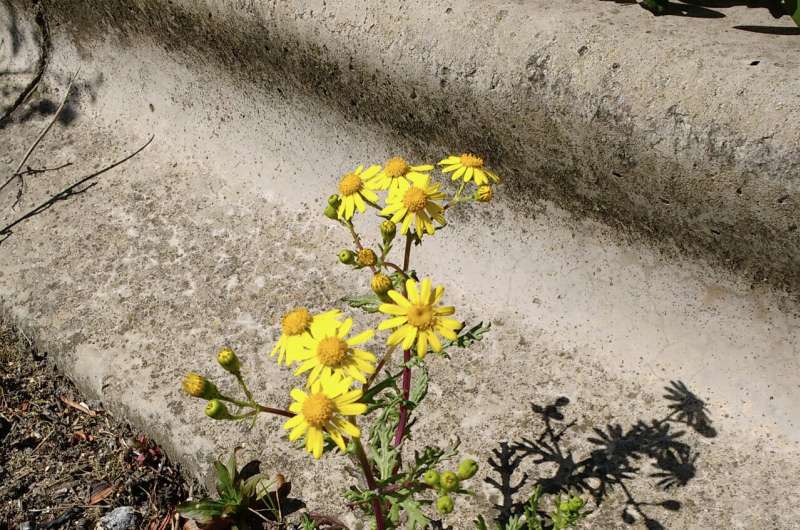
[484,381,715,530]
[1,0,104,130]
[604,0,800,31]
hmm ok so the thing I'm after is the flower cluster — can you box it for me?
[180,151,511,528]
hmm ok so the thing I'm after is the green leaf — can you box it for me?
[341,293,382,313]
[473,515,489,530]
[398,498,430,529]
[409,365,428,407]
[370,417,399,481]
[214,461,234,496]
[177,499,226,523]
[441,321,491,352]
[361,372,400,404]
[226,450,239,482]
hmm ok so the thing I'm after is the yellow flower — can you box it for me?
[337,165,381,220]
[271,308,342,365]
[283,372,367,459]
[378,278,461,358]
[372,156,435,194]
[438,153,501,185]
[292,317,376,386]
[380,173,445,237]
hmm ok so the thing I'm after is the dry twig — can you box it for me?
[0,69,79,207]
[0,135,155,243]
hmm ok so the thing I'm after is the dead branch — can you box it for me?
[0,69,79,207]
[0,135,155,243]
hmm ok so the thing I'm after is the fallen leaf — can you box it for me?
[59,396,96,417]
[89,482,114,505]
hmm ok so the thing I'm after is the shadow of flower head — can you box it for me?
[663,380,717,437]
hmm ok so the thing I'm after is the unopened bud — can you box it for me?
[327,194,341,207]
[217,347,241,375]
[457,459,478,480]
[371,273,393,296]
[436,495,454,514]
[181,373,220,400]
[380,220,396,243]
[440,471,460,492]
[338,250,356,264]
[475,185,493,202]
[324,204,338,220]
[204,399,232,420]
[423,469,440,487]
[356,248,377,267]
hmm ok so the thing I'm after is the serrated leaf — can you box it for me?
[409,366,428,407]
[441,321,491,352]
[342,293,382,313]
[370,418,399,481]
[399,498,430,529]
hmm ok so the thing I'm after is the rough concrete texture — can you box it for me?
[29,0,800,290]
[2,1,800,529]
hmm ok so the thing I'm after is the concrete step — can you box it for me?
[2,1,799,528]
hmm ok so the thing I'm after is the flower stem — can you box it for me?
[393,348,412,447]
[344,220,376,274]
[218,395,295,418]
[394,235,414,447]
[353,438,386,530]
[403,234,412,271]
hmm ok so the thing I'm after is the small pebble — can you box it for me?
[96,506,138,530]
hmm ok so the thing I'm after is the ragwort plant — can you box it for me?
[181,154,578,528]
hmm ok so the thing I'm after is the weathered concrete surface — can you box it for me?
[29,0,800,291]
[2,1,800,529]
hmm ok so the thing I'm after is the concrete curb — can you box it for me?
[37,0,800,290]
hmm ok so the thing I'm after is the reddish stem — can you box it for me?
[354,438,386,530]
[393,348,412,446]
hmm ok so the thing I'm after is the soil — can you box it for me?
[0,314,193,530]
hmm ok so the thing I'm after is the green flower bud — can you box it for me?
[327,194,341,207]
[181,373,220,400]
[204,399,232,420]
[324,204,338,220]
[457,459,478,480]
[436,495,454,514]
[356,248,377,267]
[371,273,393,296]
[380,220,396,244]
[217,347,241,375]
[440,471,460,492]
[338,250,356,264]
[422,469,440,487]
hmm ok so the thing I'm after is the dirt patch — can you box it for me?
[0,313,193,530]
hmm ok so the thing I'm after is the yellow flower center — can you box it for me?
[339,172,363,196]
[402,187,427,213]
[281,308,313,336]
[384,157,410,178]
[407,304,434,330]
[302,393,335,427]
[459,153,484,168]
[317,336,349,367]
